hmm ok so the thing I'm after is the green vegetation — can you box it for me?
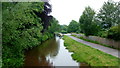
[107,25,120,41]
[71,34,120,50]
[2,0,120,67]
[67,20,79,33]
[95,1,119,30]
[60,20,80,34]
[2,2,60,68]
[63,35,120,66]
[93,0,120,40]
[48,17,61,34]
[71,0,120,40]
[79,6,99,36]
[0,2,2,68]
[60,25,68,34]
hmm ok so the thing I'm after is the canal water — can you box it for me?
[24,36,88,67]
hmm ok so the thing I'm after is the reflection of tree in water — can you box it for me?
[24,37,60,67]
[37,37,60,57]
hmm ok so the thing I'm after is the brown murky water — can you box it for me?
[24,36,88,67]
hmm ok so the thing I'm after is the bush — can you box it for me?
[107,25,120,41]
[61,30,67,34]
[42,34,49,42]
[97,31,108,38]
[45,32,54,39]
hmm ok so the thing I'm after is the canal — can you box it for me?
[24,36,88,67]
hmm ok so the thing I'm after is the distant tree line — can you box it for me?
[59,20,79,34]
[2,2,60,67]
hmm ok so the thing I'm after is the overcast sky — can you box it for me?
[50,0,119,25]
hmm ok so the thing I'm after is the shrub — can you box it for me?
[97,31,108,38]
[42,34,48,41]
[61,30,67,34]
[107,25,120,41]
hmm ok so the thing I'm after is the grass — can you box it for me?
[71,35,120,50]
[63,35,120,66]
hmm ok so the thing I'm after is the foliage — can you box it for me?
[94,0,120,39]
[97,31,108,38]
[48,17,60,34]
[95,0,118,30]
[107,25,120,40]
[2,2,59,68]
[61,30,67,34]
[63,35,120,66]
[68,20,79,33]
[60,25,68,34]
[77,0,119,40]
[37,2,53,33]
[79,6,98,36]
[0,2,2,68]
[42,34,49,41]
[2,3,43,67]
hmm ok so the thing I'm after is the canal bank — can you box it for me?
[63,35,120,66]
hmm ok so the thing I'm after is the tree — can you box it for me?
[48,17,60,34]
[94,0,120,38]
[96,0,118,30]
[115,2,120,25]
[60,25,68,34]
[33,2,53,33]
[2,2,59,67]
[79,6,97,36]
[68,20,79,33]
[2,2,44,67]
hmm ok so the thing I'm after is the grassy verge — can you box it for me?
[63,35,120,66]
[71,35,120,50]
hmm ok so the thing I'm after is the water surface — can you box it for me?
[24,36,87,67]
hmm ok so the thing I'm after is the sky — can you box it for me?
[50,0,119,25]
